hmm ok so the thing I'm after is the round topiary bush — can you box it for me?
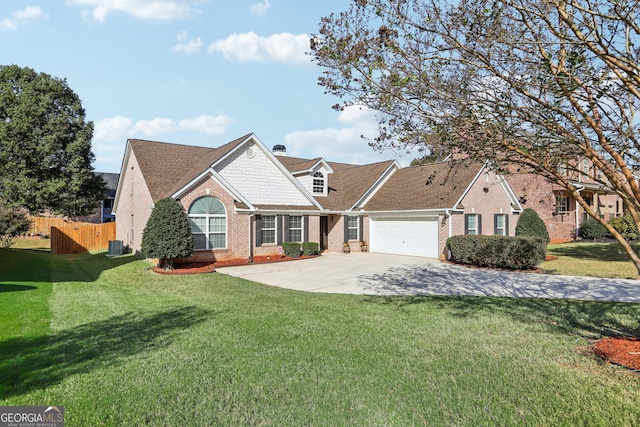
[515,208,550,244]
[141,197,193,269]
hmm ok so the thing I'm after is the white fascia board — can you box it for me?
[241,208,323,215]
[111,140,132,216]
[171,168,255,210]
[453,162,488,208]
[222,134,325,211]
[351,161,401,210]
[366,209,453,218]
[291,159,334,175]
[497,174,524,212]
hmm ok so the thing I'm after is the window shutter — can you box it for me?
[277,215,283,245]
[478,214,482,235]
[256,215,262,247]
[494,214,498,235]
[283,215,290,242]
[303,215,309,242]
[464,214,469,234]
[343,216,349,243]
[359,216,364,241]
[505,215,510,236]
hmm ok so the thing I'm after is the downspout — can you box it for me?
[574,185,585,241]
[445,210,452,238]
[248,213,254,263]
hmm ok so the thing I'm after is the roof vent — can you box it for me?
[272,144,286,156]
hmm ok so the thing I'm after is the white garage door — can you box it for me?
[370,217,439,258]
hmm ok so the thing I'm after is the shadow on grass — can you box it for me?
[363,295,640,339]
[0,306,211,399]
[0,284,37,293]
[547,242,640,262]
[0,248,137,284]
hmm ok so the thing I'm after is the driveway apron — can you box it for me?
[217,252,640,303]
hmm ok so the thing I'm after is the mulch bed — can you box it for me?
[591,337,640,371]
[152,254,319,275]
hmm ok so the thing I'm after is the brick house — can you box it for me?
[112,133,523,262]
[506,162,622,242]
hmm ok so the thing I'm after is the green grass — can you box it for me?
[543,241,640,279]
[1,247,640,426]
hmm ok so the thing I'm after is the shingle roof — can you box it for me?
[279,156,397,210]
[129,134,250,202]
[364,160,482,211]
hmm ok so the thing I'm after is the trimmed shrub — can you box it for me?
[446,235,546,270]
[141,197,193,269]
[302,241,320,256]
[580,218,608,240]
[609,214,639,241]
[282,242,302,258]
[515,208,550,244]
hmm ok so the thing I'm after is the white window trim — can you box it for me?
[495,214,506,236]
[289,215,303,242]
[261,215,277,245]
[312,171,326,195]
[189,197,227,250]
[466,214,479,235]
[556,195,569,214]
[347,216,359,241]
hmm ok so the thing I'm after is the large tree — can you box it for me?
[311,0,640,273]
[0,65,105,216]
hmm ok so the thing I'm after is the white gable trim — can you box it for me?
[290,159,334,176]
[171,168,255,210]
[112,140,133,216]
[351,161,402,210]
[211,133,325,210]
[497,174,524,213]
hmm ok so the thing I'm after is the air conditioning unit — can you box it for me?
[107,240,124,257]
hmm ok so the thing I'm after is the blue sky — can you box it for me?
[1,0,422,173]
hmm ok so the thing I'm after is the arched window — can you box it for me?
[312,171,325,194]
[188,196,226,250]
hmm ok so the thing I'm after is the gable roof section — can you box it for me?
[128,135,250,203]
[280,156,398,211]
[364,160,482,211]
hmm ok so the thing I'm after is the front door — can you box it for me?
[320,216,328,250]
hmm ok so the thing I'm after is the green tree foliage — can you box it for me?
[0,204,32,247]
[0,65,105,216]
[141,197,193,269]
[515,208,549,244]
[311,0,640,272]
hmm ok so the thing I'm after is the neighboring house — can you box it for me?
[73,172,119,224]
[507,161,622,242]
[112,133,523,262]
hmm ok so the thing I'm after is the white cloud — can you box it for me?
[179,115,235,135]
[284,106,422,166]
[67,0,201,22]
[250,0,271,15]
[94,113,234,141]
[1,6,47,31]
[207,32,310,65]
[172,30,202,54]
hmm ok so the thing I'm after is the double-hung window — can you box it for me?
[289,215,303,242]
[312,172,325,194]
[556,195,568,214]
[465,214,481,235]
[347,216,359,240]
[261,215,277,244]
[188,196,227,250]
[494,214,508,236]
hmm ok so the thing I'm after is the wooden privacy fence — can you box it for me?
[50,222,116,254]
[29,217,88,236]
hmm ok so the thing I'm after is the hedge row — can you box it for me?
[446,235,546,270]
[282,241,320,257]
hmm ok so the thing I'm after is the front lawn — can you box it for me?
[543,241,640,279]
[1,247,639,425]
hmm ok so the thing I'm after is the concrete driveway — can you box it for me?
[217,252,640,303]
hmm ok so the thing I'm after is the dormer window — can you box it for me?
[312,171,325,194]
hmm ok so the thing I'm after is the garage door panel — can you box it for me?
[370,217,439,258]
